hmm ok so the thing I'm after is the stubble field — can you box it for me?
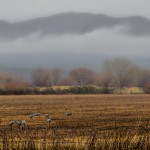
[0,94,150,149]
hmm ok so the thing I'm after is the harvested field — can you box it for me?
[0,94,150,149]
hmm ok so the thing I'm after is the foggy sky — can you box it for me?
[0,0,150,71]
[1,0,150,21]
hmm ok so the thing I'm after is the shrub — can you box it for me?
[0,86,114,95]
[144,83,150,94]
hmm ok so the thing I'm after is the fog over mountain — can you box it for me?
[0,12,150,77]
[0,12,150,40]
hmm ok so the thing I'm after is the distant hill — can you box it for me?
[0,12,150,40]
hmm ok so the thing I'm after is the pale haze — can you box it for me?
[0,0,150,72]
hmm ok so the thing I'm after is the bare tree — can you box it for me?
[94,72,115,88]
[103,58,140,88]
[51,68,62,86]
[61,77,74,86]
[137,69,150,87]
[31,68,51,87]
[0,71,27,89]
[69,67,95,86]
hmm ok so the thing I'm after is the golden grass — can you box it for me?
[0,95,150,149]
[115,87,144,94]
[0,94,149,129]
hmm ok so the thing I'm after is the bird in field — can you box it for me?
[45,114,49,118]
[34,112,41,117]
[65,112,72,117]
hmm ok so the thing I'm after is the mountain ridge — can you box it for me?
[0,12,150,40]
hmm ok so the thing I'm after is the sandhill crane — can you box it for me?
[9,121,15,126]
[8,121,15,130]
[15,120,21,126]
[47,118,52,127]
[30,114,34,119]
[65,112,72,117]
[30,112,41,119]
[34,112,41,117]
[45,114,49,118]
[21,120,26,130]
[47,118,52,123]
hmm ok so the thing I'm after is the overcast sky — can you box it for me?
[0,0,150,70]
[0,0,150,21]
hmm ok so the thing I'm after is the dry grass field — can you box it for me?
[0,94,150,149]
